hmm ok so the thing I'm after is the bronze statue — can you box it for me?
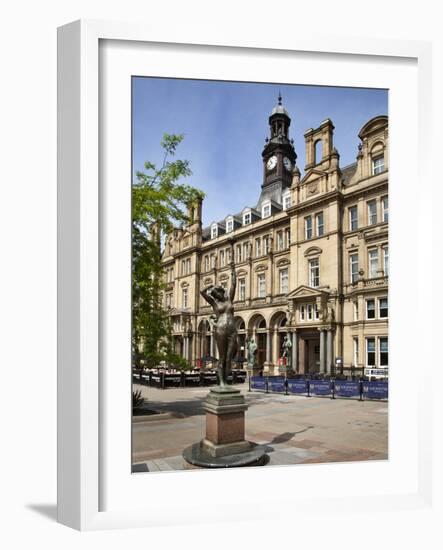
[200,259,237,388]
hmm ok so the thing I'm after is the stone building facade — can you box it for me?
[161,96,389,376]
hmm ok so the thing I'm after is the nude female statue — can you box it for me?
[200,259,238,388]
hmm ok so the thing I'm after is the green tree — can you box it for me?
[132,134,204,369]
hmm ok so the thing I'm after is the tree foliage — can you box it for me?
[132,134,204,368]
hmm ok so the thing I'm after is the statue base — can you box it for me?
[182,385,267,468]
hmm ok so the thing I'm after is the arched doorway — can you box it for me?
[197,319,211,366]
[248,314,267,368]
[235,317,246,364]
[270,311,289,366]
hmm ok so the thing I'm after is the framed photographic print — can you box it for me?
[58,19,433,531]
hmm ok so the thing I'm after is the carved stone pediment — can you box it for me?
[301,168,326,186]
[286,285,329,301]
[304,246,322,257]
[276,258,290,267]
[254,264,268,272]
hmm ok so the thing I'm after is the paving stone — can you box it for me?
[132,382,388,470]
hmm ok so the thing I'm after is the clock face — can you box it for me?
[283,157,292,171]
[266,155,277,170]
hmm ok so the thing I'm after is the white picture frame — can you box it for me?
[57,19,434,531]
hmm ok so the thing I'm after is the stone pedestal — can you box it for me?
[182,386,267,468]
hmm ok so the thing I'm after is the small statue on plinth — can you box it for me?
[281,334,292,370]
[200,260,237,389]
[246,336,257,370]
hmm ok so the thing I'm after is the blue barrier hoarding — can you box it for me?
[250,376,267,391]
[362,381,388,400]
[267,377,286,393]
[287,379,309,394]
[309,380,333,396]
[334,380,361,398]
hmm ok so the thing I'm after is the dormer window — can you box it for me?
[282,191,291,210]
[211,224,218,239]
[226,216,234,233]
[243,211,251,225]
[262,201,271,219]
[372,154,384,175]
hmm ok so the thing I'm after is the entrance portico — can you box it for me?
[286,285,335,375]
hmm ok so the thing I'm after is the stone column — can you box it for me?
[319,329,326,374]
[326,329,333,375]
[291,331,298,373]
[264,330,273,374]
[266,331,272,363]
[183,336,189,361]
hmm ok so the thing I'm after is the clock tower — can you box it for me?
[261,93,297,192]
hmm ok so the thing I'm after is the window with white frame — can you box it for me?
[279,268,289,294]
[211,224,218,239]
[383,246,389,276]
[300,305,306,321]
[226,217,234,233]
[255,238,261,257]
[305,216,313,239]
[349,253,359,283]
[187,258,191,274]
[210,255,216,269]
[243,211,251,226]
[285,228,291,248]
[182,288,189,309]
[349,205,358,231]
[315,212,324,236]
[309,258,320,287]
[367,200,377,225]
[353,301,359,321]
[314,303,320,320]
[226,247,232,263]
[277,231,283,251]
[236,245,242,263]
[353,337,359,366]
[263,236,271,255]
[243,242,249,260]
[379,297,388,318]
[262,201,271,219]
[181,260,186,276]
[219,249,225,267]
[204,255,210,272]
[257,273,266,298]
[368,249,378,278]
[382,196,389,223]
[366,299,376,319]
[366,337,376,366]
[239,278,246,301]
[166,293,172,308]
[307,304,313,320]
[379,337,388,367]
[283,192,291,210]
[372,155,385,175]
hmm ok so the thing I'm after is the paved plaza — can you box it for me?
[132,382,388,472]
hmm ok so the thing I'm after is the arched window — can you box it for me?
[258,318,266,330]
[314,139,322,164]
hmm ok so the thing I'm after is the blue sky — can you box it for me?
[132,78,388,227]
